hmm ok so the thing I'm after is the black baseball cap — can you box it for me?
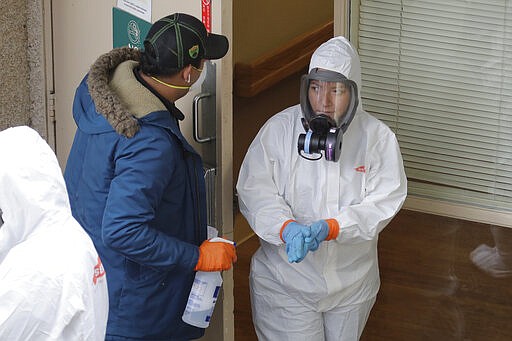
[140,13,229,75]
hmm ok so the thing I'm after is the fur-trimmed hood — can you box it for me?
[85,47,141,137]
[80,47,169,138]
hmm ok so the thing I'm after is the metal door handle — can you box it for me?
[193,92,215,143]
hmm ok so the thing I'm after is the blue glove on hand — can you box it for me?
[281,222,311,263]
[305,220,330,252]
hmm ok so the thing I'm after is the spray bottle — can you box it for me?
[182,237,236,328]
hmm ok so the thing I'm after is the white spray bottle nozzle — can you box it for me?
[209,237,236,247]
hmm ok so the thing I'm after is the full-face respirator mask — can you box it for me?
[298,68,358,162]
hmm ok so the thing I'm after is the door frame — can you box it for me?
[334,0,350,37]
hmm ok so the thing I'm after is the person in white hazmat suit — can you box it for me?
[0,126,109,340]
[236,37,407,340]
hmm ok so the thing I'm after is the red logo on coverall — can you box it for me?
[93,257,106,284]
[355,165,366,173]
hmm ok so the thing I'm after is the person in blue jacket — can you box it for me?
[64,13,237,341]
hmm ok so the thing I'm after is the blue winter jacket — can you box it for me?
[64,48,207,340]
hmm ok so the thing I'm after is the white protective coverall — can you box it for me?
[236,37,407,340]
[0,126,109,340]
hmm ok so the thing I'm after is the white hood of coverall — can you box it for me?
[0,126,71,263]
[237,36,407,313]
[309,35,363,113]
[0,126,108,340]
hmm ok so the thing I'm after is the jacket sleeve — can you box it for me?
[333,131,407,244]
[236,116,295,245]
[101,128,199,272]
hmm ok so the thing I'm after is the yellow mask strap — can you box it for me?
[192,65,203,73]
[151,76,191,90]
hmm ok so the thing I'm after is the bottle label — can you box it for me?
[182,272,223,328]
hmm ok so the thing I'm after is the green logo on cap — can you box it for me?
[189,44,199,59]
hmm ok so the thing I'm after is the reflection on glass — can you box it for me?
[470,226,512,279]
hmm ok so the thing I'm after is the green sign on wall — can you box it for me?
[113,7,151,50]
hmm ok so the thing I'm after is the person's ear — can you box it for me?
[182,65,194,84]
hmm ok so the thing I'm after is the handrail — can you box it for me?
[234,21,334,98]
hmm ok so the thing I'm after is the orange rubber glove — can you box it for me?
[194,239,237,271]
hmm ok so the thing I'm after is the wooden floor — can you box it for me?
[233,209,512,340]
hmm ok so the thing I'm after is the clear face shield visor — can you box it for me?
[297,68,359,162]
[300,68,358,134]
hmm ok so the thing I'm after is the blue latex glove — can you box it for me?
[305,220,330,252]
[282,222,311,263]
